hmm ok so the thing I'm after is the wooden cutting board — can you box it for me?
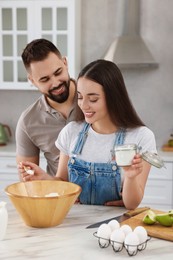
[121,209,173,241]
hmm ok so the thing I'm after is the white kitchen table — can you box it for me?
[0,194,173,260]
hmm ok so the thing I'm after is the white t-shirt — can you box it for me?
[55,121,157,163]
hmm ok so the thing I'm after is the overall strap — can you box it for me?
[72,122,90,155]
[114,128,126,146]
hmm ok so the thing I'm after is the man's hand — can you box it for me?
[18,161,53,181]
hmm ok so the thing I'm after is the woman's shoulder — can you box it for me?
[125,126,156,153]
[56,121,86,150]
[61,121,86,134]
[126,126,155,137]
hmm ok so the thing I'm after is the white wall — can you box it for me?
[80,0,173,148]
[0,0,173,148]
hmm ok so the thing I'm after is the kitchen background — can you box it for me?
[0,0,173,149]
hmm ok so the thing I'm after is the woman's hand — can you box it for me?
[18,161,53,181]
[122,154,143,179]
[105,154,143,208]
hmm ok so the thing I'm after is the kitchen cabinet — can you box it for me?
[0,0,81,90]
[140,152,173,210]
[140,163,173,210]
[0,143,47,195]
[0,155,19,193]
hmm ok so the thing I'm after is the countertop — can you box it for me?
[0,142,45,159]
[0,195,173,260]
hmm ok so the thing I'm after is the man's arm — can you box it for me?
[16,113,41,180]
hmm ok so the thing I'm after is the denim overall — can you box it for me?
[68,123,125,205]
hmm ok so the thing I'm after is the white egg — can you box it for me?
[110,228,125,251]
[108,219,120,231]
[124,232,140,255]
[97,223,111,247]
[133,226,148,250]
[120,224,132,236]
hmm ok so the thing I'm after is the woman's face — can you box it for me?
[77,77,110,126]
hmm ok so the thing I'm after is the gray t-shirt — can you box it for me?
[16,91,77,176]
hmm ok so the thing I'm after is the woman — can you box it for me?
[19,60,157,209]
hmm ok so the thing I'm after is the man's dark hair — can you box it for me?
[21,39,62,70]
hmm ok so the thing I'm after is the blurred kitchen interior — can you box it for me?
[0,0,173,149]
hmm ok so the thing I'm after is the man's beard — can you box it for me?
[47,79,70,103]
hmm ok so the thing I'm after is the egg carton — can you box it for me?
[93,232,151,256]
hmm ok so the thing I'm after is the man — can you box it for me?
[16,39,77,178]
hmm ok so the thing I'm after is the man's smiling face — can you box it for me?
[28,52,70,103]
